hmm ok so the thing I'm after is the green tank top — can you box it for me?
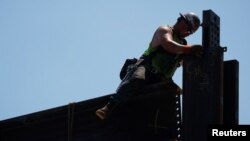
[142,28,186,79]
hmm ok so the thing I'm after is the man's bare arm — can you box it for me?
[158,26,187,54]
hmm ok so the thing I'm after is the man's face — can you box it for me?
[178,20,194,38]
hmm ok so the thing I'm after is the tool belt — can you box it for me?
[119,57,166,81]
[119,58,144,80]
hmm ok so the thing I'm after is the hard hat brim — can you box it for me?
[179,13,186,20]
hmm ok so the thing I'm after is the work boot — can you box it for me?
[95,102,116,120]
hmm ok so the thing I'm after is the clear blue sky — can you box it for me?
[0,0,249,124]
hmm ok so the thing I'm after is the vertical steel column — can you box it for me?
[223,60,239,125]
[182,10,224,141]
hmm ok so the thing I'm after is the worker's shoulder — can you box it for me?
[157,25,172,33]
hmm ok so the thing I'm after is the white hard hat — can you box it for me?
[180,12,201,33]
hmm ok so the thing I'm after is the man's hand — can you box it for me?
[183,44,204,57]
[190,44,203,57]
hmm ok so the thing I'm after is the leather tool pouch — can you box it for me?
[119,58,138,80]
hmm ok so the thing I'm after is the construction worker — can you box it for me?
[96,12,203,120]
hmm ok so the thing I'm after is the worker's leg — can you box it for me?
[96,65,147,120]
[111,65,147,103]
